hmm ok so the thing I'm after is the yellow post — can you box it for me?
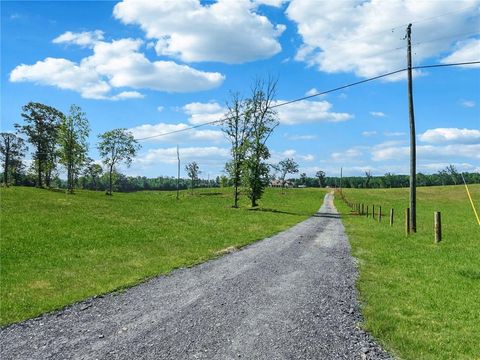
[461,174,480,226]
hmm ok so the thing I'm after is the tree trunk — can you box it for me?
[4,151,9,186]
[37,152,43,188]
[108,166,113,195]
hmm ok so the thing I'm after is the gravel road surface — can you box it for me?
[1,193,392,360]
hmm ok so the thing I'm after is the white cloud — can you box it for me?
[113,0,285,64]
[460,99,476,108]
[275,99,353,125]
[305,88,318,96]
[286,0,480,78]
[372,144,480,161]
[362,131,377,137]
[419,128,480,144]
[284,133,317,140]
[183,102,226,125]
[441,39,480,67]
[157,106,164,112]
[10,37,225,99]
[53,30,104,47]
[331,147,363,161]
[370,111,386,117]
[136,146,230,166]
[270,149,314,163]
[384,131,405,137]
[128,122,225,143]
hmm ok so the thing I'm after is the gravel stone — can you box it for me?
[0,193,393,359]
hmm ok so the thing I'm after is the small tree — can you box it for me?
[0,132,27,186]
[315,170,326,187]
[364,170,372,188]
[299,172,307,186]
[83,157,103,190]
[98,128,140,195]
[273,158,299,191]
[223,92,252,208]
[185,161,200,194]
[15,102,63,187]
[445,164,459,185]
[58,105,90,193]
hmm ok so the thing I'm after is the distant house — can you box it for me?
[270,179,294,188]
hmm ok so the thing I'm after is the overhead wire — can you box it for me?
[135,60,480,141]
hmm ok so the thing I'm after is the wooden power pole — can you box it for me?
[406,24,417,233]
[176,145,180,200]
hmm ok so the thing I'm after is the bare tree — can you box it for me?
[445,164,459,185]
[315,170,326,187]
[364,171,372,188]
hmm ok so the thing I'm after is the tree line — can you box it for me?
[1,102,139,195]
[2,95,478,201]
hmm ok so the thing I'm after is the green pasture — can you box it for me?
[0,186,325,326]
[335,185,480,360]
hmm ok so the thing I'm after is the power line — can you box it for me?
[135,60,480,141]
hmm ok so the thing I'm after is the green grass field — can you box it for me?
[334,185,480,360]
[0,186,325,326]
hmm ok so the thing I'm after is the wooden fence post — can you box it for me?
[366,205,369,217]
[435,211,442,243]
[379,206,382,222]
[372,205,375,219]
[361,203,364,215]
[390,208,394,226]
[405,208,410,236]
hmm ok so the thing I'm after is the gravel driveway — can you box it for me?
[0,193,392,359]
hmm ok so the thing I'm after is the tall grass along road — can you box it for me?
[0,193,391,359]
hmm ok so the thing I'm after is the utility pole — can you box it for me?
[176,145,180,200]
[406,23,417,233]
[340,167,343,193]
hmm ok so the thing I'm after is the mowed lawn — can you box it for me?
[0,186,326,326]
[335,185,480,360]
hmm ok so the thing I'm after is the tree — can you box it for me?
[243,77,279,207]
[185,161,200,194]
[299,172,307,186]
[315,170,326,187]
[364,170,372,188]
[0,132,27,186]
[223,92,251,208]
[15,102,63,187]
[83,157,103,190]
[273,158,299,191]
[58,105,90,193]
[98,128,140,195]
[445,164,459,185]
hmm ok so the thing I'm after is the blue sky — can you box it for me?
[1,0,479,179]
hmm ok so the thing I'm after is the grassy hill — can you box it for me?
[0,186,326,326]
[335,185,480,360]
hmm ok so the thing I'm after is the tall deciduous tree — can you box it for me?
[58,105,90,193]
[15,102,63,187]
[223,92,251,208]
[98,128,139,195]
[0,133,27,186]
[273,158,299,191]
[185,161,200,194]
[243,77,279,207]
